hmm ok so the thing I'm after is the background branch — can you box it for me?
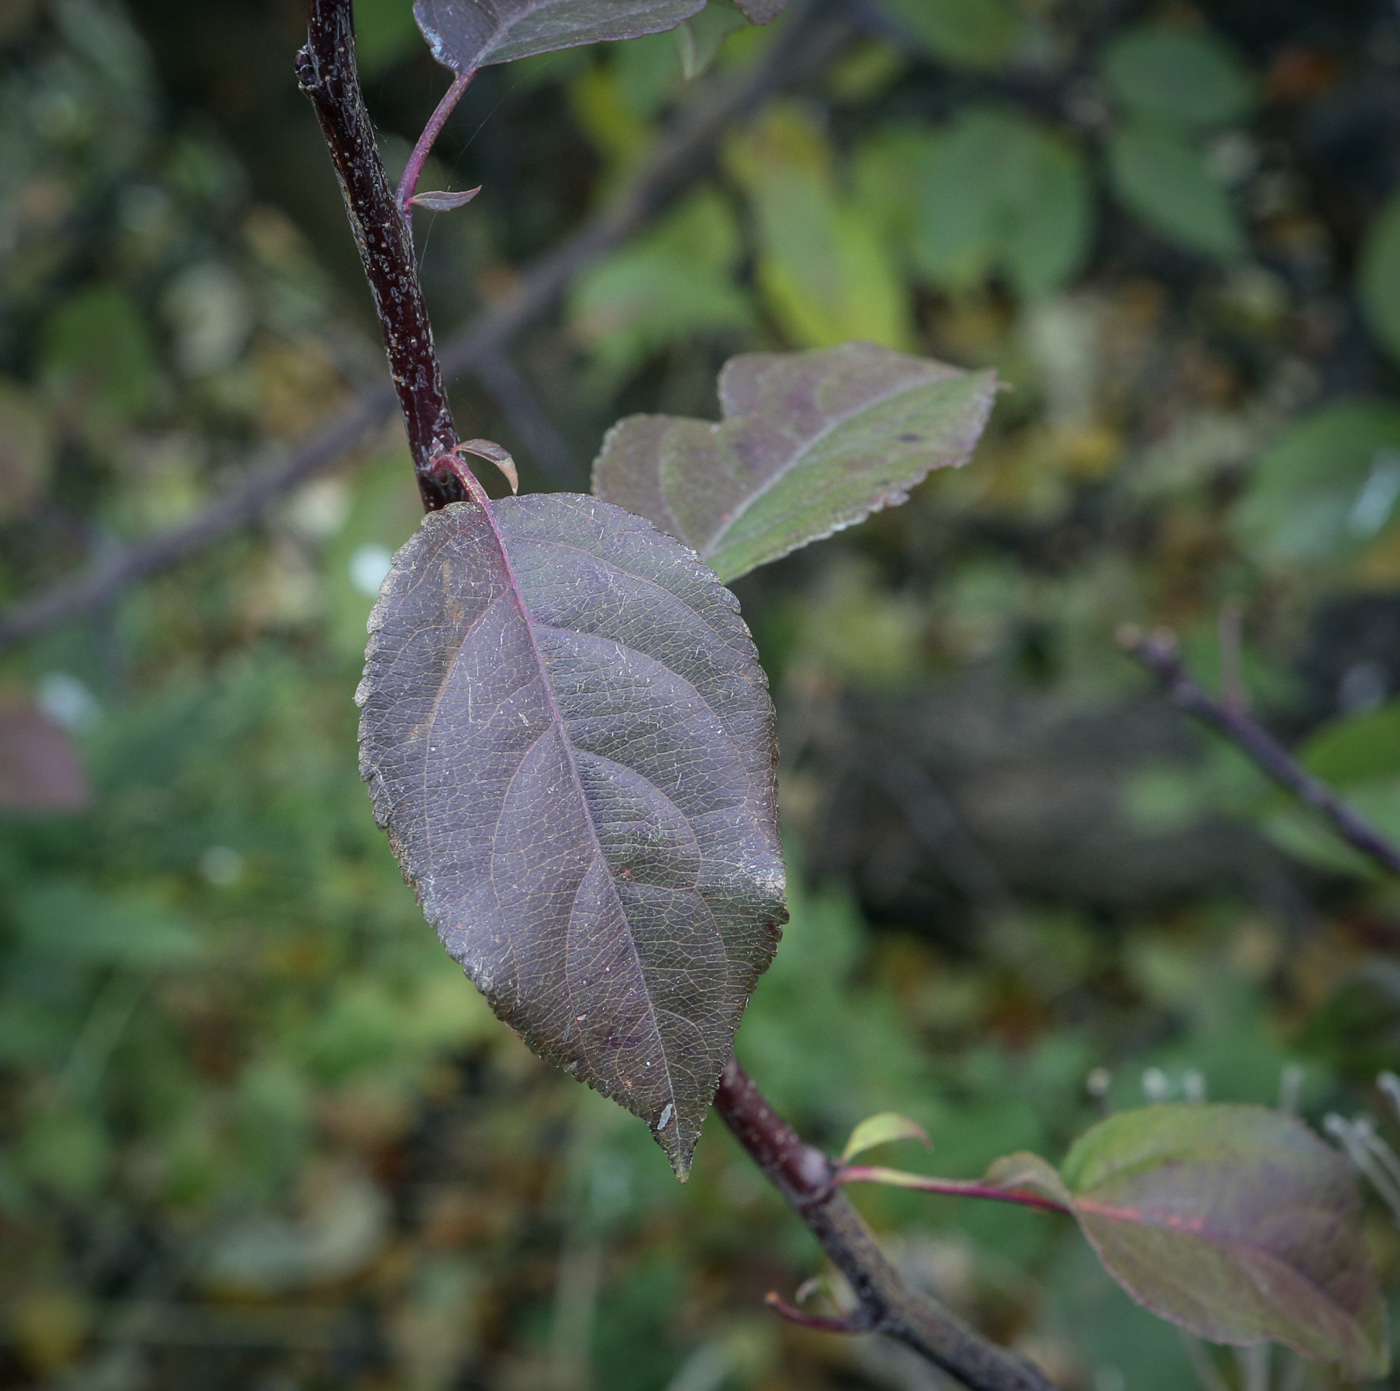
[1119,625,1400,878]
[0,0,848,653]
[714,1056,1058,1391]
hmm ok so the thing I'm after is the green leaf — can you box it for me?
[1101,27,1255,130]
[1300,700,1400,787]
[841,1111,932,1162]
[568,191,752,382]
[914,108,1092,299]
[1059,1104,1388,1376]
[1107,124,1246,261]
[878,0,1021,70]
[726,105,912,350]
[39,285,157,428]
[591,342,997,582]
[1233,402,1400,566]
[1358,191,1400,370]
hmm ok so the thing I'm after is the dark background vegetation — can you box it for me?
[5,0,1400,1387]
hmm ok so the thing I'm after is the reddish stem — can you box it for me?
[396,68,475,219]
[765,1291,874,1334]
[713,1056,1056,1391]
[837,1166,1070,1216]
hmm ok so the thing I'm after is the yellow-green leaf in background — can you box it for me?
[1233,402,1400,566]
[1359,191,1400,370]
[1107,123,1247,262]
[841,1111,932,1163]
[877,0,1021,71]
[39,285,157,429]
[726,105,912,349]
[913,108,1092,300]
[1101,26,1255,131]
[568,189,753,381]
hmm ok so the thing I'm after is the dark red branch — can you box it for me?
[297,0,462,511]
[1119,625,1400,879]
[714,1057,1057,1391]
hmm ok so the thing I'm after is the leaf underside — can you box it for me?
[992,1106,1388,1377]
[413,0,706,72]
[357,495,786,1177]
[591,342,998,583]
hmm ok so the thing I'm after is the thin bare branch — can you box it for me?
[1119,625,1400,879]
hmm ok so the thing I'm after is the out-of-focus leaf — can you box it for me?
[0,383,52,520]
[734,0,786,21]
[591,342,996,582]
[914,108,1092,299]
[1056,1105,1388,1376]
[1107,124,1247,261]
[1101,27,1255,130]
[878,0,1021,70]
[39,285,157,427]
[12,883,199,969]
[1299,700,1400,786]
[841,1111,932,1162]
[1359,192,1400,370]
[727,105,912,349]
[569,190,751,381]
[413,0,705,72]
[1233,403,1400,565]
[675,8,746,79]
[0,701,90,814]
[357,495,785,1178]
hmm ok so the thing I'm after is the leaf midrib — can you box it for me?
[469,497,682,1138]
[697,370,958,560]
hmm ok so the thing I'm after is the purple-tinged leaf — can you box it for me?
[734,0,787,21]
[591,342,997,583]
[413,0,706,73]
[1050,1105,1387,1376]
[409,185,483,212]
[357,494,785,1178]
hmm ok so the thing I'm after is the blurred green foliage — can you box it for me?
[4,0,1400,1389]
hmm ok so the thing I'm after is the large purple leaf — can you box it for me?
[591,343,997,583]
[984,1105,1388,1375]
[413,0,706,72]
[357,494,785,1177]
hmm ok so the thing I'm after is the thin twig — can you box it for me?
[396,68,475,217]
[713,1056,1057,1391]
[297,0,463,510]
[0,0,848,652]
[1119,625,1400,878]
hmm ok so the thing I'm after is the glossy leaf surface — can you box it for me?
[592,342,997,583]
[988,1106,1388,1375]
[413,0,705,72]
[358,495,786,1177]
